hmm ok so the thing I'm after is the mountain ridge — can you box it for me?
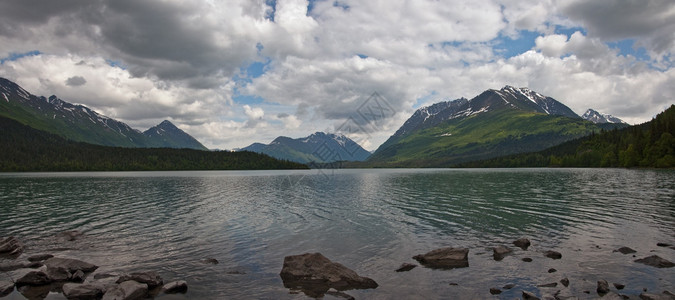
[241,131,371,164]
[0,77,207,150]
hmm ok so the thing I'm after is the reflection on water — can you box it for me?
[0,169,673,299]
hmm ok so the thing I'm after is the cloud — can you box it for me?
[561,0,675,58]
[65,75,86,86]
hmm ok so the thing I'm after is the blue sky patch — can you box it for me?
[493,30,540,58]
[0,50,41,64]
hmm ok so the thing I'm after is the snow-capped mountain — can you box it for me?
[241,132,371,164]
[582,109,627,124]
[369,86,606,167]
[0,77,207,150]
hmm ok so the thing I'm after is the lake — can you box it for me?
[1,168,673,299]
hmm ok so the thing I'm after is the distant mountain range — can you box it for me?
[582,108,627,124]
[366,86,628,167]
[0,77,207,150]
[241,132,371,164]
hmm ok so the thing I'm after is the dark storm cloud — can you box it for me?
[0,0,261,88]
[65,76,87,86]
[563,0,675,54]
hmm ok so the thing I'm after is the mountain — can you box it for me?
[0,115,307,171]
[367,86,606,167]
[143,120,208,150]
[0,77,206,150]
[241,132,371,164]
[460,104,675,168]
[582,109,627,124]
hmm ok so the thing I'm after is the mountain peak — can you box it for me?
[242,131,370,163]
[582,109,627,124]
[157,120,178,128]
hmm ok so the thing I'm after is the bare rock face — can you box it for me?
[279,252,378,298]
[116,271,163,289]
[493,245,513,261]
[62,283,103,300]
[513,238,531,250]
[0,236,24,256]
[44,257,99,273]
[634,255,675,268]
[413,247,469,269]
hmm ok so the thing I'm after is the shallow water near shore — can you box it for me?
[1,168,673,299]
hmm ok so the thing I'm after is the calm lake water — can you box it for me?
[1,168,673,299]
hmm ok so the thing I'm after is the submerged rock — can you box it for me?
[639,292,675,300]
[489,287,502,295]
[162,280,188,294]
[0,236,24,256]
[613,283,625,290]
[538,282,557,288]
[544,250,562,259]
[493,245,513,261]
[634,255,675,268]
[522,257,533,262]
[413,247,469,269]
[279,252,378,298]
[614,247,637,254]
[395,263,417,272]
[57,230,84,242]
[62,283,103,300]
[201,258,219,265]
[513,238,531,250]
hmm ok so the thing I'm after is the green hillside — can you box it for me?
[368,109,602,167]
[459,105,675,168]
[0,116,307,171]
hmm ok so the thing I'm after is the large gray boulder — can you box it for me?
[62,283,103,300]
[102,280,148,300]
[44,257,98,273]
[413,247,469,269]
[279,253,378,297]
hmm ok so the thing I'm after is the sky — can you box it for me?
[0,0,674,151]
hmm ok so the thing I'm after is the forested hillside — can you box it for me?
[0,116,307,171]
[459,105,675,168]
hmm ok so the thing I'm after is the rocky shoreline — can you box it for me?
[2,234,674,300]
[0,234,188,300]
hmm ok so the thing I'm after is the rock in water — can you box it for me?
[0,236,24,256]
[44,257,99,273]
[28,254,54,262]
[489,287,502,295]
[395,263,417,272]
[0,281,14,297]
[62,283,103,300]
[279,253,378,297]
[522,290,540,300]
[560,277,570,287]
[103,280,148,300]
[413,247,469,269]
[513,238,531,250]
[614,247,637,254]
[493,246,513,261]
[161,281,188,294]
[638,292,675,300]
[544,250,562,259]
[16,271,52,286]
[597,279,610,294]
[117,271,163,289]
[634,255,675,268]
